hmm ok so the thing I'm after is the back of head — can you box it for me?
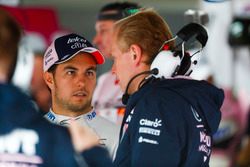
[97,2,141,21]
[113,9,174,65]
[0,9,21,82]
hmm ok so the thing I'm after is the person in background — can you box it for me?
[24,33,51,113]
[10,29,51,113]
[92,2,141,124]
[43,33,119,157]
[110,9,224,166]
[30,54,51,112]
[0,8,111,167]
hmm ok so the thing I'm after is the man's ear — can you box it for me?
[129,44,142,66]
[43,72,54,90]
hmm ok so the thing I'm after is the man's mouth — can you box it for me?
[115,78,120,85]
[112,73,120,85]
[73,91,87,97]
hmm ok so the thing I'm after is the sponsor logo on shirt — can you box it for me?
[191,106,202,122]
[0,129,43,166]
[191,105,211,162]
[198,131,211,162]
[139,118,162,128]
[138,118,162,143]
[46,112,55,121]
[86,111,96,120]
[138,136,159,145]
[139,127,161,136]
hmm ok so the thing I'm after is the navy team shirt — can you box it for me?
[114,78,224,167]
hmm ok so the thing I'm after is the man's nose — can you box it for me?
[76,75,86,87]
[111,64,116,74]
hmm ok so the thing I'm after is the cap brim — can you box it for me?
[55,47,105,65]
[82,47,105,65]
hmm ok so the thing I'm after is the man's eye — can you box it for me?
[86,70,96,77]
[66,71,75,75]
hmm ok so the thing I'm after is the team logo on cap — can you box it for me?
[71,42,88,49]
[44,49,54,66]
[67,36,89,50]
[43,33,104,72]
[67,36,86,44]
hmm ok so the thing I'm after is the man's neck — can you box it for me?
[51,106,93,118]
[129,65,151,95]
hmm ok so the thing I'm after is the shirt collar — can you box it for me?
[45,108,97,126]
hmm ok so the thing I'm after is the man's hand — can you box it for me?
[68,121,99,152]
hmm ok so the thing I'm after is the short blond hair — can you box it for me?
[113,9,174,64]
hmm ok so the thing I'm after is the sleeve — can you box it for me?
[130,93,187,167]
[51,127,81,167]
[52,125,113,167]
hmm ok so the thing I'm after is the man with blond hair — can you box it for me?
[110,9,223,166]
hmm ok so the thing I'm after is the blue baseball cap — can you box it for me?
[43,33,105,72]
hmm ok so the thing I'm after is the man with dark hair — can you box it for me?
[93,2,141,124]
[43,33,119,157]
[0,8,112,167]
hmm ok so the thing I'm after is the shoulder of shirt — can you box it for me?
[95,114,117,125]
[94,115,120,130]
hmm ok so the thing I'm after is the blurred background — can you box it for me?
[20,0,198,39]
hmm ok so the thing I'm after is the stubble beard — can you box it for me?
[55,91,92,114]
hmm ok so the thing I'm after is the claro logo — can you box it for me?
[140,118,162,128]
